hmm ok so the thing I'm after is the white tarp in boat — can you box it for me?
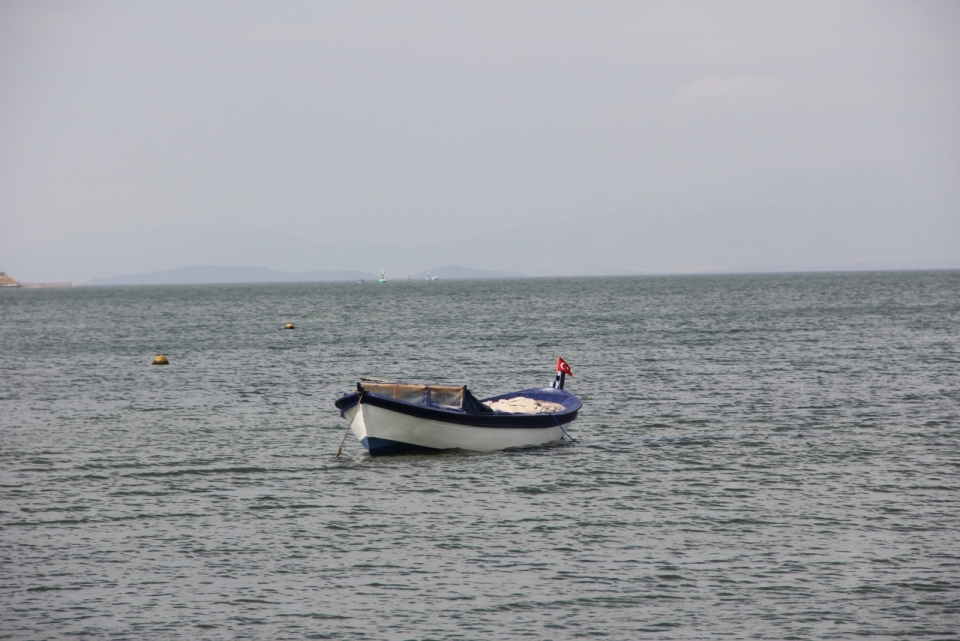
[483,397,566,414]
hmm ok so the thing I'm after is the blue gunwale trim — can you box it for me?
[334,386,581,429]
[335,393,361,417]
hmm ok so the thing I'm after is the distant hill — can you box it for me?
[86,264,527,286]
[409,266,526,280]
[85,265,374,286]
[6,168,958,283]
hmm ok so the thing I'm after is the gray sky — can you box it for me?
[1,1,958,274]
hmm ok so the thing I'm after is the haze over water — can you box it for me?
[1,272,958,638]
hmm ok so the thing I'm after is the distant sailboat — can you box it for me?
[379,269,386,284]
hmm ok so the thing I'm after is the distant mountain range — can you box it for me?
[86,266,374,286]
[84,264,526,286]
[408,266,525,281]
[3,169,957,283]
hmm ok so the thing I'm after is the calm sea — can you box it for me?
[1,272,958,639]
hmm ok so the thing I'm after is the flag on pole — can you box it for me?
[553,357,573,389]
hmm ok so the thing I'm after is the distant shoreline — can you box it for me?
[66,267,960,288]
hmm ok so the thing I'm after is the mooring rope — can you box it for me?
[335,422,352,458]
[336,392,363,458]
[551,414,580,443]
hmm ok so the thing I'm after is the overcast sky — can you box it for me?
[1,1,958,255]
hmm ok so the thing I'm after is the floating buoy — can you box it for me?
[285,323,295,330]
[152,354,169,365]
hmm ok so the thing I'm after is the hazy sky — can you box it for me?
[1,1,958,253]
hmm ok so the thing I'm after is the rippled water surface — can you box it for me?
[1,272,958,639]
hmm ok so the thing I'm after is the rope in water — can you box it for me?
[551,414,580,443]
[335,422,351,458]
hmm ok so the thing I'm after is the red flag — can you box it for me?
[557,357,573,377]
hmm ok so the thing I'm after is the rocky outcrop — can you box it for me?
[0,272,20,287]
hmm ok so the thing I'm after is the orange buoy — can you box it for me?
[153,354,169,365]
[285,323,295,330]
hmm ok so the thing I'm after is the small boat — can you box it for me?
[334,358,581,456]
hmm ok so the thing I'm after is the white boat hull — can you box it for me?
[343,403,566,454]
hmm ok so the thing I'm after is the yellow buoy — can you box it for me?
[285,323,295,330]
[153,354,169,365]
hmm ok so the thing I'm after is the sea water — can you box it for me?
[1,272,958,639]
